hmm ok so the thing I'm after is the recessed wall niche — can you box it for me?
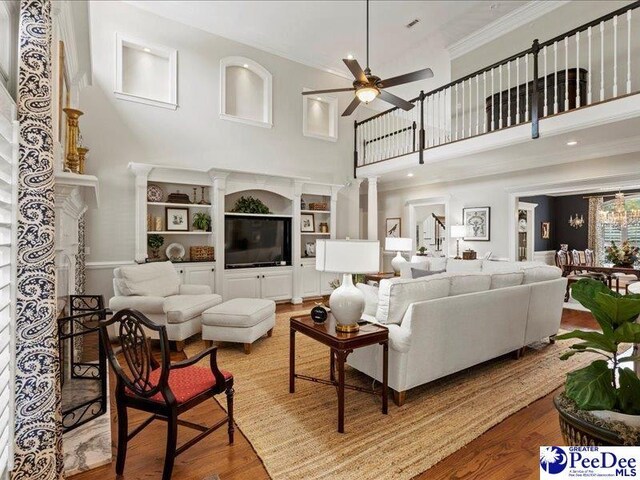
[114,33,177,110]
[302,90,338,142]
[220,57,273,128]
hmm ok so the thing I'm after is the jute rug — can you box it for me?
[185,310,599,480]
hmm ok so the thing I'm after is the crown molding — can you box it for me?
[447,0,570,60]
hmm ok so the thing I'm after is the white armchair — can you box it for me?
[109,261,222,349]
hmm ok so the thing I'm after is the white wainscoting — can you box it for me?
[533,250,556,265]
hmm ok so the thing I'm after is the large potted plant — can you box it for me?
[554,278,640,445]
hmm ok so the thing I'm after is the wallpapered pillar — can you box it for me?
[587,196,604,263]
[75,213,86,294]
[14,0,63,478]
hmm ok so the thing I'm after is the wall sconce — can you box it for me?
[568,214,585,229]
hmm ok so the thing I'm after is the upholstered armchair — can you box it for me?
[109,261,222,350]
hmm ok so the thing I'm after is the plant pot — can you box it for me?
[554,395,625,446]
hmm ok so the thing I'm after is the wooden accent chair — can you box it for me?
[558,249,607,301]
[99,309,234,480]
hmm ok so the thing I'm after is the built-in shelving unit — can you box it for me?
[148,202,211,208]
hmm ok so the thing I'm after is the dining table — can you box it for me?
[561,263,640,297]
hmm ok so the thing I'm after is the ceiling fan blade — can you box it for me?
[341,96,361,117]
[379,68,434,89]
[343,58,368,84]
[378,90,415,111]
[302,87,356,95]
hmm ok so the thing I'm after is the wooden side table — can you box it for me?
[289,314,388,433]
[363,272,396,286]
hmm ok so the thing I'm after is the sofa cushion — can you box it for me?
[446,259,483,273]
[356,283,379,316]
[521,265,562,284]
[427,257,448,271]
[109,295,165,314]
[399,261,429,279]
[412,268,445,279]
[481,260,520,273]
[490,272,524,290]
[117,262,180,297]
[376,276,450,325]
[202,298,276,328]
[449,273,492,296]
[164,294,223,324]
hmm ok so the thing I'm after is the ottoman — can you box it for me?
[202,298,276,354]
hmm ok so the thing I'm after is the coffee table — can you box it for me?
[289,314,389,433]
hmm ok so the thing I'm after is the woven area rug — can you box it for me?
[185,309,598,480]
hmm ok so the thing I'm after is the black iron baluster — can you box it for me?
[419,91,425,164]
[531,39,540,139]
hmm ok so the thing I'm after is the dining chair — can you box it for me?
[99,308,234,480]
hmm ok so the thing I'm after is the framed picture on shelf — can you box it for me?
[385,217,401,238]
[541,221,551,239]
[301,213,315,232]
[462,207,490,241]
[305,241,316,257]
[165,207,189,231]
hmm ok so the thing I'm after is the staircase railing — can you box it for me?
[353,0,640,172]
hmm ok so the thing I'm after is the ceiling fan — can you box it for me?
[302,0,434,117]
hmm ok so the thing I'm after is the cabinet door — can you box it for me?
[301,264,320,298]
[320,271,340,296]
[183,265,215,292]
[173,265,186,284]
[225,273,261,300]
[261,271,293,301]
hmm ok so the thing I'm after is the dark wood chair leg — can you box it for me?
[174,340,185,352]
[267,328,274,338]
[162,411,178,480]
[549,335,556,344]
[392,390,406,407]
[204,339,214,348]
[226,381,235,445]
[243,343,251,354]
[115,398,128,475]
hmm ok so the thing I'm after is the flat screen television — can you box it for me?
[225,215,292,269]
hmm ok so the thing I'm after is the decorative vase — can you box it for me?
[554,395,625,446]
[77,146,89,174]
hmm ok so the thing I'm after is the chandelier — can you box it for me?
[568,214,585,229]
[599,192,640,227]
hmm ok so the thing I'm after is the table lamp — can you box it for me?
[385,237,413,274]
[316,239,380,333]
[451,225,466,259]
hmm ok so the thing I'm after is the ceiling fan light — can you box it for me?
[356,86,379,103]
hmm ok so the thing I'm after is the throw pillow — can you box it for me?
[356,283,379,316]
[411,268,445,279]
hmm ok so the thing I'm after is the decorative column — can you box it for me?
[129,163,152,263]
[210,172,229,299]
[348,178,364,239]
[367,177,379,241]
[75,211,87,294]
[291,181,303,304]
[14,0,64,478]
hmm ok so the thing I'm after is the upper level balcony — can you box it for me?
[354,1,640,185]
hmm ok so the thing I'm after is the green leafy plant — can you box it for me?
[230,196,271,214]
[417,246,427,256]
[557,278,640,414]
[605,240,639,268]
[147,234,164,259]
[192,212,211,231]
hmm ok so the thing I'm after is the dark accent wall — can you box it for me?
[553,194,589,251]
[520,195,556,251]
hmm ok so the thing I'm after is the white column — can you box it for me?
[367,177,379,241]
[348,178,364,239]
[129,163,152,263]
[291,181,303,304]
[210,172,228,299]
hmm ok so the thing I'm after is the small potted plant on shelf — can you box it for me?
[605,240,639,268]
[192,212,211,232]
[147,234,164,260]
[230,196,271,214]
[417,246,428,256]
[554,278,640,445]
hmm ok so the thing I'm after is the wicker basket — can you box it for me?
[308,202,328,211]
[190,246,214,262]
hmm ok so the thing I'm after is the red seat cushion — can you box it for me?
[125,365,233,404]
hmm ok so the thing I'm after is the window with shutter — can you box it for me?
[0,78,16,478]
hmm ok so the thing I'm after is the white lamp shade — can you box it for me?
[385,237,412,252]
[316,239,380,273]
[451,225,466,239]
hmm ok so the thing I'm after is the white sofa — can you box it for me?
[109,261,222,349]
[348,259,567,406]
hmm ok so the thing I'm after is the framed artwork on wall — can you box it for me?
[462,207,490,241]
[541,222,551,239]
[165,207,189,231]
[301,213,315,232]
[385,217,401,238]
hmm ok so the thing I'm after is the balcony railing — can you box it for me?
[354,1,640,171]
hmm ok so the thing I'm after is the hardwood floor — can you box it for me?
[70,305,597,480]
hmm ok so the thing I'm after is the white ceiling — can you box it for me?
[125,0,529,85]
